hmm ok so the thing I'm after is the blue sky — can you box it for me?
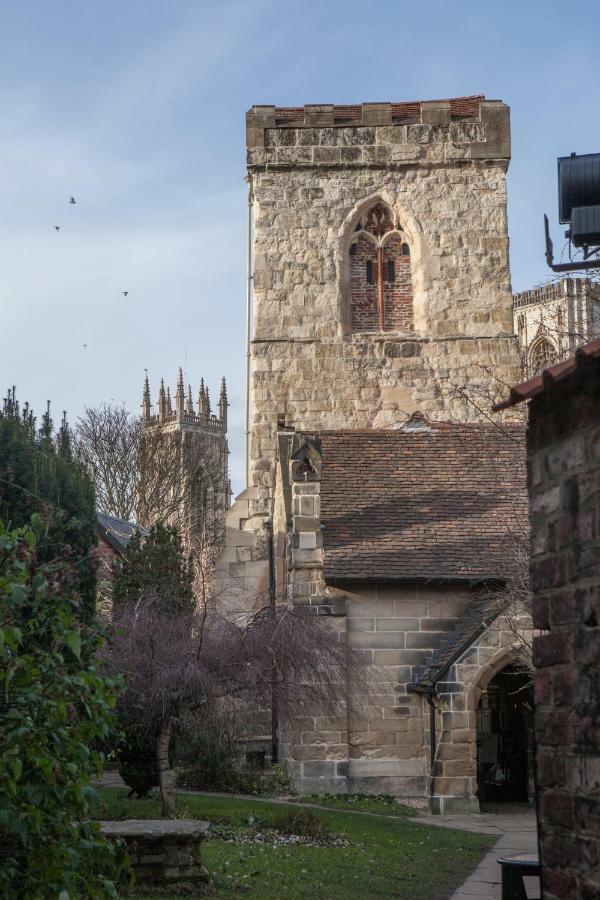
[1,0,599,493]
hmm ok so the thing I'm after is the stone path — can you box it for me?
[98,774,539,898]
[417,806,539,899]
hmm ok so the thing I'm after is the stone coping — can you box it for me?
[99,819,210,840]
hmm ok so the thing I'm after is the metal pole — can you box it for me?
[244,176,254,488]
[266,518,278,764]
[427,690,437,801]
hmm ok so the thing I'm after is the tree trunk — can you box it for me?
[156,718,176,819]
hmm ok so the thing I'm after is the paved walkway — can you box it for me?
[417,806,539,899]
[98,773,539,898]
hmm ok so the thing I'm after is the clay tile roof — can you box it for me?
[494,337,600,410]
[319,422,527,583]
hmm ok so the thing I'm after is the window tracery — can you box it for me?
[529,336,556,375]
[349,201,413,332]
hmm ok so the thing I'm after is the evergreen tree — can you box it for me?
[0,390,97,621]
[113,522,193,613]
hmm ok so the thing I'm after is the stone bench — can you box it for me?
[100,819,210,886]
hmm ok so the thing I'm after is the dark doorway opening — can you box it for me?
[476,664,534,803]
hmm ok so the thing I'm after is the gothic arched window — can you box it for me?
[348,202,413,333]
[529,337,556,375]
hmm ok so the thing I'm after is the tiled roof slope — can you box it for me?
[97,512,149,554]
[320,423,527,583]
[412,596,505,691]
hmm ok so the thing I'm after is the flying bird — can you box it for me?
[54,225,61,231]
[69,196,76,204]
[83,344,87,348]
[122,291,129,297]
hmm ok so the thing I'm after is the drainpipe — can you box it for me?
[426,688,437,801]
[244,175,254,488]
[265,518,278,765]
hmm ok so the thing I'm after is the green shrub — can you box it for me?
[0,517,129,898]
[273,808,333,842]
[117,726,159,798]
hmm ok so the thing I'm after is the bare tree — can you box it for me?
[73,405,227,552]
[477,529,536,676]
[73,405,140,520]
[103,598,367,819]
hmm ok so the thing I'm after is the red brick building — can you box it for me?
[497,338,600,899]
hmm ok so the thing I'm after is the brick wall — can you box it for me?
[528,363,600,900]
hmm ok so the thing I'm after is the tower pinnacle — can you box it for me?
[142,374,151,421]
[158,378,167,420]
[198,378,208,421]
[186,384,195,416]
[219,376,228,430]
[176,367,185,416]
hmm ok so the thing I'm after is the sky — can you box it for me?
[1,0,599,494]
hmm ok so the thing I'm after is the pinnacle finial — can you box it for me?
[198,378,210,421]
[175,367,185,415]
[186,384,194,416]
[158,378,167,420]
[142,374,151,421]
[219,376,228,430]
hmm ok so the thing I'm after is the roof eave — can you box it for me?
[325,573,507,588]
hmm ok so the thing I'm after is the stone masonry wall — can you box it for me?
[528,364,600,900]
[246,99,520,525]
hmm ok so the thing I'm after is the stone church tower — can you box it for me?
[140,369,229,551]
[244,96,520,526]
[219,97,530,812]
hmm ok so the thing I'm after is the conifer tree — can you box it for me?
[0,390,97,621]
[113,522,193,613]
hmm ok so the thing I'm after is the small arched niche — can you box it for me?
[347,201,414,333]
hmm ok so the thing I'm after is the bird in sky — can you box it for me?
[54,225,61,231]
[69,196,76,204]
[83,344,87,348]
[122,291,129,297]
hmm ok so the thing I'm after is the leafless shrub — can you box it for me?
[102,599,367,818]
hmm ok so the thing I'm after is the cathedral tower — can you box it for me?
[139,370,229,550]
[245,96,520,520]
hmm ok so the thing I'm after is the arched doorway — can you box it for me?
[476,664,534,804]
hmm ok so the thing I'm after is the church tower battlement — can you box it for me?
[244,95,521,522]
[143,369,228,433]
[140,370,230,549]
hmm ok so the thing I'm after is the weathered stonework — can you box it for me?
[246,98,520,523]
[513,277,600,376]
[100,819,209,886]
[217,96,527,809]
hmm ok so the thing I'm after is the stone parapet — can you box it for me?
[247,98,509,166]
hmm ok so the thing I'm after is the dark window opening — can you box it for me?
[366,260,374,284]
[401,243,410,256]
[349,243,357,256]
[386,260,395,282]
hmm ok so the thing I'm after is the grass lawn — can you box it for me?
[97,788,493,899]
[294,793,418,817]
